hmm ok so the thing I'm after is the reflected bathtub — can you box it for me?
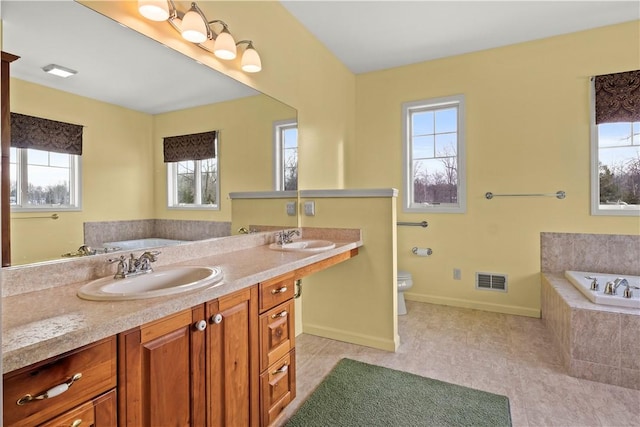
[564,270,640,309]
[101,238,187,252]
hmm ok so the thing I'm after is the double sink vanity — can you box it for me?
[2,228,362,426]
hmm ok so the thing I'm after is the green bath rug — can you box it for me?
[285,358,512,427]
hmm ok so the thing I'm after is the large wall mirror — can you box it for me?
[2,1,298,266]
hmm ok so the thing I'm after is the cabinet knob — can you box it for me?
[194,320,207,331]
[210,313,223,324]
[71,419,83,427]
[271,286,288,294]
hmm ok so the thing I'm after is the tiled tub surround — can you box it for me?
[540,232,640,390]
[83,219,231,247]
[2,227,362,372]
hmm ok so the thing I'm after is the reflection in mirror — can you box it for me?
[2,1,297,266]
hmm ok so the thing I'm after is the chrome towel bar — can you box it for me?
[397,221,428,228]
[485,191,565,200]
[13,213,59,220]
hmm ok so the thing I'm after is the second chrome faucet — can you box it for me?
[108,251,160,279]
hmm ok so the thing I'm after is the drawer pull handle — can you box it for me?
[272,364,289,375]
[271,286,288,294]
[271,310,288,319]
[17,373,82,405]
[71,419,83,427]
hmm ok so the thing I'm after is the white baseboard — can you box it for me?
[302,323,399,351]
[405,292,541,318]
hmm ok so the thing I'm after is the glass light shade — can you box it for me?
[138,0,170,21]
[214,31,237,60]
[181,8,208,43]
[241,47,262,73]
[200,38,216,53]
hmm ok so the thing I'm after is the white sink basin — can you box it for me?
[269,239,336,252]
[77,266,223,301]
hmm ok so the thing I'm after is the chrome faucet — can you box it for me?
[277,229,300,245]
[108,251,160,279]
[603,277,628,295]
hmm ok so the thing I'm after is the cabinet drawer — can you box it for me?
[3,336,117,427]
[259,299,295,372]
[259,273,295,313]
[260,350,296,427]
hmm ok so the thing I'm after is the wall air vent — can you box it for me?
[475,272,508,292]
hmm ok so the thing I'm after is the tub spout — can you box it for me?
[604,277,628,295]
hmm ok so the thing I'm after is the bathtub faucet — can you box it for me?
[603,277,628,295]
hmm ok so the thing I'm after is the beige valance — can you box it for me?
[594,70,640,124]
[11,112,83,155]
[163,130,217,163]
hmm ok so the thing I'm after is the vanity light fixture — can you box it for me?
[42,64,77,78]
[137,0,261,72]
[181,2,209,43]
[237,40,262,73]
[138,0,170,21]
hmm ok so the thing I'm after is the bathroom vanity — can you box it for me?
[2,230,361,426]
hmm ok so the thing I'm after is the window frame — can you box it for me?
[273,119,298,191]
[10,147,82,212]
[402,94,466,214]
[590,81,640,217]
[166,140,220,211]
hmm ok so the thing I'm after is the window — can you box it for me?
[591,71,640,216]
[165,130,219,209]
[10,147,81,210]
[402,94,466,213]
[273,119,298,191]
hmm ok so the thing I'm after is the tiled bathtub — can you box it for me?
[540,232,640,390]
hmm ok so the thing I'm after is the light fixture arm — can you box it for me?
[235,40,254,49]
[189,2,214,40]
[208,19,230,39]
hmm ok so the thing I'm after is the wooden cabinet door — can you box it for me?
[207,286,259,427]
[118,308,206,427]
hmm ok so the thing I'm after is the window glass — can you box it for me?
[403,95,466,213]
[593,121,640,214]
[274,120,298,191]
[10,147,80,210]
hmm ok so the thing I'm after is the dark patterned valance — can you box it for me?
[163,130,217,163]
[594,70,640,124]
[11,112,83,155]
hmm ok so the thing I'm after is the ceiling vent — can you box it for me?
[476,272,507,292]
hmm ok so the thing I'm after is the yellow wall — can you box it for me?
[231,197,298,231]
[82,1,356,190]
[352,21,640,316]
[10,79,154,264]
[152,95,296,221]
[299,195,398,350]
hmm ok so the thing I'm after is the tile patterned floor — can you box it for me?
[278,301,640,426]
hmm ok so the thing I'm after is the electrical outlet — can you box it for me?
[286,201,296,216]
[453,268,461,280]
[304,201,315,216]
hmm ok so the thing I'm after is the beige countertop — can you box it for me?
[2,229,362,373]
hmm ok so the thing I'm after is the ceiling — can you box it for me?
[1,1,259,114]
[2,1,638,114]
[281,1,639,74]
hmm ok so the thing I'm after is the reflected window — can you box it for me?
[402,95,466,213]
[167,157,218,209]
[274,119,298,191]
[10,147,81,210]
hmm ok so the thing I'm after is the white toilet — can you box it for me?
[397,270,413,315]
